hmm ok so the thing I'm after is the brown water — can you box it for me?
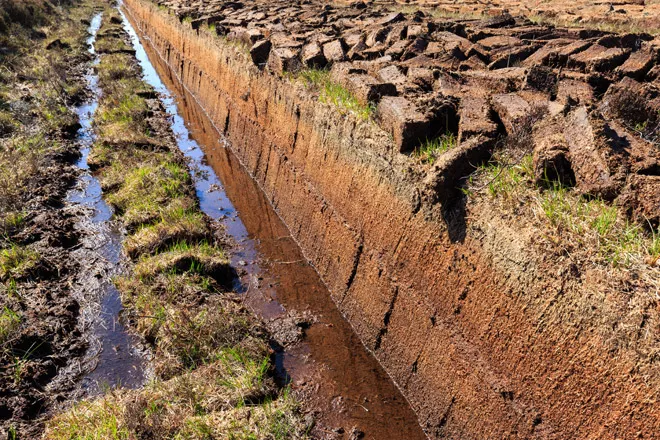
[120,5,427,438]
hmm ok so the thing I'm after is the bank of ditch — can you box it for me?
[45,6,308,438]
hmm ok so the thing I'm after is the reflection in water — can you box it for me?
[120,6,426,438]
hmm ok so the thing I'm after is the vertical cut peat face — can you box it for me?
[118,5,428,438]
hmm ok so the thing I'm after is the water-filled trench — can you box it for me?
[76,4,429,437]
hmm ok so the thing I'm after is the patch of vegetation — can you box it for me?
[0,135,46,212]
[414,133,457,164]
[46,376,307,439]
[124,208,209,258]
[0,211,26,235]
[295,68,375,120]
[472,154,660,267]
[0,244,39,281]
[0,110,17,137]
[45,400,130,440]
[0,307,21,346]
[528,14,658,36]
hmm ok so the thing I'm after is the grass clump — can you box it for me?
[124,209,209,258]
[472,154,660,267]
[105,161,194,225]
[44,399,130,440]
[0,244,39,281]
[296,68,375,120]
[414,133,457,164]
[46,366,308,440]
[0,307,21,345]
[0,211,26,235]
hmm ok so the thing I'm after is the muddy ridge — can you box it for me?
[123,0,660,438]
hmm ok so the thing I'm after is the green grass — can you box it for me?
[0,244,39,281]
[414,133,457,164]
[45,400,130,440]
[124,209,209,258]
[538,184,658,266]
[295,68,375,120]
[478,154,534,199]
[105,162,192,217]
[473,154,660,267]
[1,211,26,234]
[0,307,21,345]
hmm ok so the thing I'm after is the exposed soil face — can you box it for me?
[134,25,427,436]
[123,0,660,438]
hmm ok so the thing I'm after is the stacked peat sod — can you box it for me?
[158,0,659,226]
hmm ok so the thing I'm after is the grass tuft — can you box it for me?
[472,154,659,267]
[0,307,21,346]
[295,68,375,120]
[0,244,39,281]
[414,133,457,164]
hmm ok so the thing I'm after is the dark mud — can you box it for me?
[121,6,427,438]
[1,11,94,438]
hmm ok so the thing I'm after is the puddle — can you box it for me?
[119,5,427,438]
[65,11,144,394]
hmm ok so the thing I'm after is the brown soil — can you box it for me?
[123,0,660,438]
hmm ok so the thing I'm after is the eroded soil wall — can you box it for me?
[122,1,660,438]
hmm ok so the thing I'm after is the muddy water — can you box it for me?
[65,12,144,393]
[119,6,427,439]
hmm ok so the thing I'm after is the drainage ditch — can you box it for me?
[118,5,427,437]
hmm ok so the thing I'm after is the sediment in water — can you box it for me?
[122,0,660,438]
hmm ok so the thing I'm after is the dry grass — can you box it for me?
[528,14,660,36]
[46,375,307,440]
